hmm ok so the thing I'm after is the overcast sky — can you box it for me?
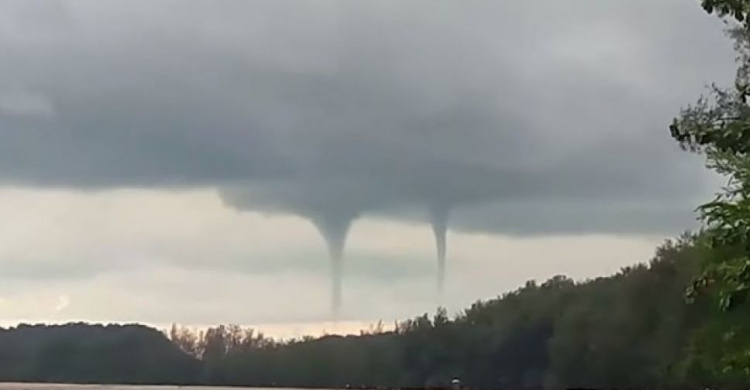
[0,0,737,337]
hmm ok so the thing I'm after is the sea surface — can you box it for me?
[0,385,294,390]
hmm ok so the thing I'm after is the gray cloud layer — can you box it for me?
[0,0,734,235]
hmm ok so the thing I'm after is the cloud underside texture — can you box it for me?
[0,0,733,235]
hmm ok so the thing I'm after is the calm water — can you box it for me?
[0,385,298,390]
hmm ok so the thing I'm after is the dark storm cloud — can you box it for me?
[0,0,734,234]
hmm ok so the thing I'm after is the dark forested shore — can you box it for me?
[1,236,748,389]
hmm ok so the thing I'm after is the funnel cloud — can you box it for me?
[0,0,735,316]
[429,205,450,298]
[311,213,354,318]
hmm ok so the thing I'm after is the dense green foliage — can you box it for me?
[701,0,750,23]
[671,1,750,312]
[670,0,750,378]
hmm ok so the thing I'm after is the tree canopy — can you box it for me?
[670,0,750,378]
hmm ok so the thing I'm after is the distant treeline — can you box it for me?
[165,236,748,390]
[0,322,199,384]
[2,236,747,389]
